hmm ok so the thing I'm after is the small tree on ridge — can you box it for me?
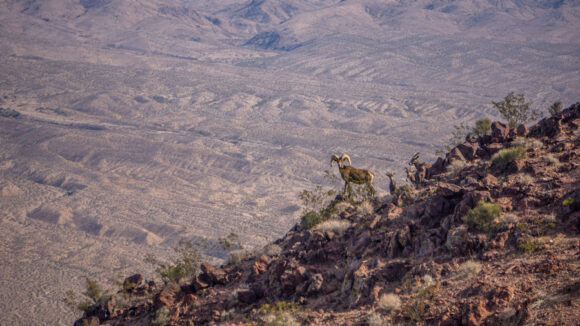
[492,92,538,128]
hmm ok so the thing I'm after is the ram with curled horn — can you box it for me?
[330,154,375,196]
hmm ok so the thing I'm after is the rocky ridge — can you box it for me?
[74,104,580,325]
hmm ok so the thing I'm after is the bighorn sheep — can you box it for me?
[409,152,431,186]
[330,154,375,196]
[386,172,398,194]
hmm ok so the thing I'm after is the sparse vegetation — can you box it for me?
[314,219,351,234]
[456,260,483,279]
[548,101,563,116]
[394,184,414,206]
[248,301,304,326]
[473,118,492,136]
[298,183,341,229]
[511,137,542,149]
[152,306,172,326]
[491,146,526,170]
[514,173,534,185]
[218,232,243,252]
[437,117,491,155]
[492,92,539,128]
[462,200,502,232]
[145,239,202,285]
[447,160,466,177]
[562,197,574,206]
[226,249,251,265]
[377,293,401,313]
[402,284,436,322]
[542,153,559,166]
[63,276,109,313]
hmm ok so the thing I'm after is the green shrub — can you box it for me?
[491,146,526,170]
[300,211,322,230]
[152,306,172,326]
[492,92,539,128]
[548,101,563,116]
[145,239,201,285]
[563,197,574,206]
[518,236,539,253]
[63,276,108,313]
[463,201,502,232]
[473,118,492,136]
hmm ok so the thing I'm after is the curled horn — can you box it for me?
[340,154,351,166]
[330,154,340,167]
[410,152,420,164]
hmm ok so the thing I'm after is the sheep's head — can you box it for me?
[330,154,351,168]
[410,152,420,165]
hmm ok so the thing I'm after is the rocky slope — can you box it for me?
[74,104,580,325]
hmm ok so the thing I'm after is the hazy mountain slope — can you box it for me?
[0,0,578,325]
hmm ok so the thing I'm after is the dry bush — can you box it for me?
[356,200,374,216]
[456,260,482,279]
[542,153,559,166]
[514,173,534,185]
[260,243,282,257]
[366,310,387,326]
[500,213,519,225]
[377,293,401,313]
[447,160,466,177]
[511,137,542,149]
[314,219,351,235]
[226,249,251,265]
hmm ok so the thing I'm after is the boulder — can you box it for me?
[516,124,528,137]
[457,142,479,161]
[123,274,143,292]
[491,121,509,142]
[200,262,227,285]
[154,283,181,309]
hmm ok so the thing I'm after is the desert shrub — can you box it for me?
[402,285,435,322]
[260,243,282,257]
[462,201,502,232]
[473,118,492,136]
[491,146,526,170]
[314,219,351,235]
[152,306,171,326]
[63,276,108,313]
[298,185,339,229]
[394,184,413,205]
[518,236,539,253]
[562,197,574,206]
[218,232,243,251]
[356,200,374,216]
[499,213,519,225]
[492,92,539,128]
[145,239,202,285]
[548,101,562,116]
[542,153,559,166]
[437,122,472,154]
[377,293,401,313]
[447,160,466,177]
[456,260,482,279]
[253,301,302,326]
[366,311,387,326]
[226,249,251,265]
[300,211,322,230]
[514,173,534,185]
[511,137,542,149]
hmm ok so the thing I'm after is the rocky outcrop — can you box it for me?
[73,103,580,326]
